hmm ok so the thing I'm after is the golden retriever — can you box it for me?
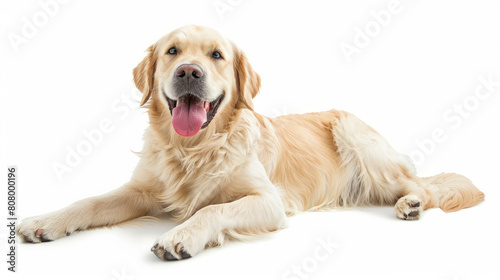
[17,25,485,260]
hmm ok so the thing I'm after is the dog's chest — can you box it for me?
[145,112,262,219]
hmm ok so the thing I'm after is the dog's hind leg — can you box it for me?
[393,175,437,220]
[394,172,484,220]
[331,112,483,220]
[332,112,414,208]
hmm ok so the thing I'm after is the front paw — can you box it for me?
[151,224,220,261]
[17,214,77,243]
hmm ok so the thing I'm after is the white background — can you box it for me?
[1,0,499,279]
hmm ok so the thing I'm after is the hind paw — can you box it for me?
[395,195,422,220]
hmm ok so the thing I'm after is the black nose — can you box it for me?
[176,64,203,79]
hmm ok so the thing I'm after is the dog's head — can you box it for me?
[133,25,260,137]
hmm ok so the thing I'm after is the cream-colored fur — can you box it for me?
[17,25,485,260]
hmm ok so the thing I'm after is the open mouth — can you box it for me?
[165,93,223,137]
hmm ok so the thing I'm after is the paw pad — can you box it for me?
[151,242,192,261]
[395,195,422,220]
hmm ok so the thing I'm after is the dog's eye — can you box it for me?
[212,51,222,59]
[167,47,177,55]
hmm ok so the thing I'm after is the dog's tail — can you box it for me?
[422,173,484,212]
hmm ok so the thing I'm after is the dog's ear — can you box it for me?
[233,46,261,110]
[133,44,158,106]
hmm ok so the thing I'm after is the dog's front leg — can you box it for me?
[151,158,287,260]
[17,180,161,243]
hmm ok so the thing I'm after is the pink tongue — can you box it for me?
[172,98,207,137]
